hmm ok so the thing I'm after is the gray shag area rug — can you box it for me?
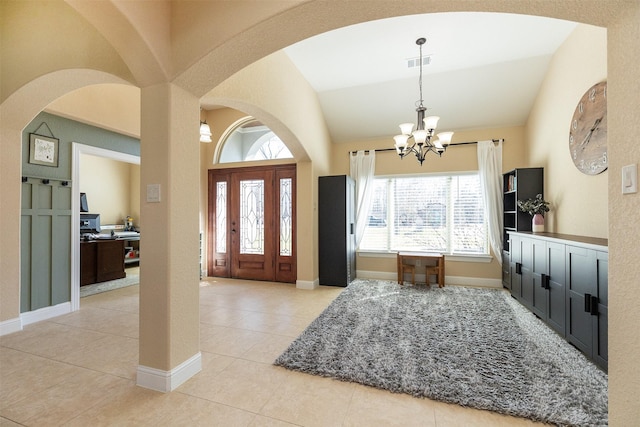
[274,279,608,426]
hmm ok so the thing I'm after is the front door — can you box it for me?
[208,165,296,283]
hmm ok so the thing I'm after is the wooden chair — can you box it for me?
[400,263,416,285]
[425,265,443,287]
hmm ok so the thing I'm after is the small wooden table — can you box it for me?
[397,252,445,287]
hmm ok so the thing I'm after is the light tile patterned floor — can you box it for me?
[1,277,547,426]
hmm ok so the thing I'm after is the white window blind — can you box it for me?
[360,174,487,254]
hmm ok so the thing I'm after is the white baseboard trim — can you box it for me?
[0,317,22,336]
[136,352,202,393]
[356,270,503,289]
[446,275,502,289]
[20,302,72,327]
[296,278,319,290]
[357,270,396,281]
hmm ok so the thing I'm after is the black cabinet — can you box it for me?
[318,175,356,287]
[502,168,543,288]
[509,231,607,371]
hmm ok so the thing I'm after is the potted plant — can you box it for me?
[517,194,550,232]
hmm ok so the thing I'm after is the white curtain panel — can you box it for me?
[349,150,376,248]
[477,140,503,264]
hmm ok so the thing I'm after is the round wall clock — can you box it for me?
[568,81,607,175]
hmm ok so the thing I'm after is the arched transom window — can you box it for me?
[218,117,293,163]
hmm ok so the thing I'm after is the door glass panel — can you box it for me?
[280,178,292,256]
[216,182,227,253]
[240,179,264,254]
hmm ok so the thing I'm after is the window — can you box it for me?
[218,117,293,163]
[360,174,487,254]
[245,134,292,161]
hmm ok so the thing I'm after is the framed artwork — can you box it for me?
[29,133,59,167]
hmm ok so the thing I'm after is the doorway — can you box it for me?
[207,164,296,283]
[71,143,140,311]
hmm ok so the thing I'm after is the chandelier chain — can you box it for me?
[418,40,424,108]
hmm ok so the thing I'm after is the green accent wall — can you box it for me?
[20,112,139,313]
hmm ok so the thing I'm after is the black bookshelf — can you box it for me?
[502,168,543,287]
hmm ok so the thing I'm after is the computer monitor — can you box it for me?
[80,192,89,212]
[80,213,100,233]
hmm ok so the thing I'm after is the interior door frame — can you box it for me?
[207,163,296,283]
[70,143,139,311]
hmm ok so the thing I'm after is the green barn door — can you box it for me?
[20,178,72,313]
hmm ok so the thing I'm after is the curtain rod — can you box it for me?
[349,138,504,154]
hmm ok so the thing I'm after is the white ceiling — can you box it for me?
[283,12,577,143]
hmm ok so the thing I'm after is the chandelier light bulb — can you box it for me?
[399,123,414,135]
[394,134,410,153]
[423,116,440,130]
[437,131,454,146]
[413,129,428,144]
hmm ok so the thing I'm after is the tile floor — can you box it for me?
[1,277,547,426]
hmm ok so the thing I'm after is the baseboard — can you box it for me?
[20,302,72,327]
[296,278,319,290]
[136,352,202,393]
[0,317,22,336]
[446,275,502,289]
[357,270,396,281]
[356,270,502,289]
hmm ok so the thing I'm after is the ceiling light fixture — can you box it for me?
[394,37,453,165]
[199,120,212,143]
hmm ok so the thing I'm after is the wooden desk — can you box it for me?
[80,239,126,286]
[397,252,445,287]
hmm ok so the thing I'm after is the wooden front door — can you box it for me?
[208,165,296,283]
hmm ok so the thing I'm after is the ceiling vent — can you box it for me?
[407,55,431,68]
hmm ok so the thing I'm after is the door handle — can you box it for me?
[584,293,592,313]
[515,262,522,275]
[541,274,546,288]
[590,295,599,316]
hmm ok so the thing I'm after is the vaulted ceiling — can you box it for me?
[281,12,577,143]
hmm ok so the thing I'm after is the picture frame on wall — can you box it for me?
[29,133,59,167]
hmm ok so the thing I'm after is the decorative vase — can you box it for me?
[532,213,545,233]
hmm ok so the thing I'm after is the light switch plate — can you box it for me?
[147,183,161,202]
[622,164,638,194]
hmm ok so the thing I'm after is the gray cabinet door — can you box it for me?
[546,242,566,336]
[519,237,534,310]
[531,238,547,318]
[565,245,596,356]
[509,234,522,300]
[593,251,608,370]
[501,251,511,290]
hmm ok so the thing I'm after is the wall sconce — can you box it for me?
[200,120,212,143]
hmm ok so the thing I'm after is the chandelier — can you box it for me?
[394,37,453,165]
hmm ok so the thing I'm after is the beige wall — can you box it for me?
[45,84,141,138]
[0,0,133,103]
[526,24,608,238]
[79,154,140,226]
[129,163,140,229]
